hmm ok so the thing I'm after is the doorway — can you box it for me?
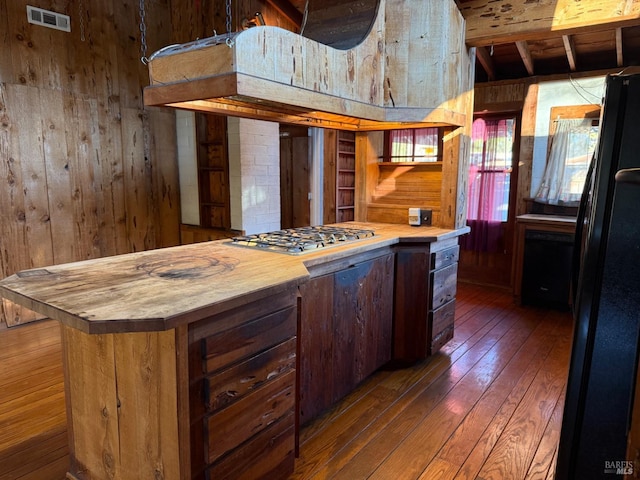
[280,125,311,229]
[458,114,520,288]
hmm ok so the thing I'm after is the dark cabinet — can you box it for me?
[521,229,573,309]
[196,113,231,229]
[299,251,394,425]
[394,240,459,363]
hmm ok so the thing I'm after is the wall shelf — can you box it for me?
[336,131,356,222]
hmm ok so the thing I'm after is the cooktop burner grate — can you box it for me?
[229,226,375,254]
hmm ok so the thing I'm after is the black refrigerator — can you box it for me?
[556,73,640,479]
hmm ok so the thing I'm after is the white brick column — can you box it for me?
[227,118,281,234]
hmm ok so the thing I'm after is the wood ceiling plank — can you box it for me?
[516,41,534,76]
[460,0,640,46]
[562,35,577,71]
[265,0,303,28]
[475,46,496,81]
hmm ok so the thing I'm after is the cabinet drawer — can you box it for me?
[201,306,296,374]
[205,370,295,464]
[204,338,296,412]
[206,413,295,480]
[431,299,455,338]
[431,324,454,354]
[430,263,457,310]
[431,245,459,270]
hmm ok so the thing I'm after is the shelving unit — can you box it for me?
[196,114,231,229]
[336,131,356,222]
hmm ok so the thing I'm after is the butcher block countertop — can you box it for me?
[0,222,468,334]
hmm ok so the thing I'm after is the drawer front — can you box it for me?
[206,370,295,464]
[430,263,458,310]
[431,324,454,354]
[206,413,295,480]
[201,306,296,374]
[431,299,456,338]
[431,245,460,271]
[204,338,296,412]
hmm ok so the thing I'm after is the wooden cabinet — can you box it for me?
[298,250,394,425]
[513,214,576,305]
[196,113,231,229]
[188,291,298,480]
[393,239,459,363]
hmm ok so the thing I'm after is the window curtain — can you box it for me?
[389,128,438,162]
[460,118,512,253]
[389,129,413,160]
[535,118,594,205]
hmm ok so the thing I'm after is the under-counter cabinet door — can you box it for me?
[393,246,431,363]
[298,274,335,425]
[299,252,394,425]
[333,254,394,402]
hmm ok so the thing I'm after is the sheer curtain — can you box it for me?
[461,118,513,253]
[389,128,439,162]
[535,118,594,205]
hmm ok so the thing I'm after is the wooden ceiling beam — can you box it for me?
[515,41,534,76]
[264,0,303,28]
[475,46,496,80]
[616,27,624,67]
[460,0,640,46]
[562,35,577,71]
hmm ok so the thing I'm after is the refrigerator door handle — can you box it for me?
[615,167,640,185]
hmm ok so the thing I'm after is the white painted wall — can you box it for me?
[227,117,281,234]
[530,76,606,196]
[175,110,200,225]
[309,128,324,226]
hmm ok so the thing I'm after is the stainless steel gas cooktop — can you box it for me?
[229,226,375,254]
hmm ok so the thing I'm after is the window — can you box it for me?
[535,114,599,205]
[467,117,516,223]
[384,127,440,162]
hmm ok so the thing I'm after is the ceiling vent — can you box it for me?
[26,6,71,32]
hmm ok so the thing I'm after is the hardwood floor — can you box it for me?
[0,320,68,480]
[291,282,572,480]
[0,283,572,480]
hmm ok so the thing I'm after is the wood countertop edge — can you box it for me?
[0,224,468,334]
[515,214,577,225]
[0,274,308,335]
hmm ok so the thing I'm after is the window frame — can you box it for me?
[381,127,445,164]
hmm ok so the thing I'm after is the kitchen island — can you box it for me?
[0,222,468,480]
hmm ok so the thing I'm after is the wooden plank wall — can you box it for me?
[0,0,183,326]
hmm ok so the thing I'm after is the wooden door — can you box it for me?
[458,114,520,288]
[280,126,310,229]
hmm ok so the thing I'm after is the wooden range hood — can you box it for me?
[143,0,474,131]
